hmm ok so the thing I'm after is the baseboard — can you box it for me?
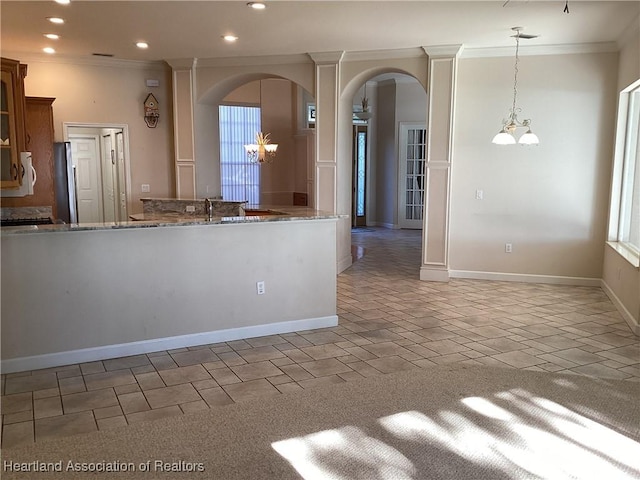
[368,221,399,229]
[338,253,353,274]
[449,270,602,287]
[0,315,339,374]
[420,266,450,282]
[600,279,640,336]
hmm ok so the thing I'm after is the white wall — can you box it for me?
[602,19,640,329]
[450,52,618,280]
[13,54,174,215]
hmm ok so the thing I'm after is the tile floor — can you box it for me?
[2,227,639,448]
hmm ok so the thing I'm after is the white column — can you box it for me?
[420,45,463,282]
[309,52,352,273]
[167,58,197,199]
[308,51,344,213]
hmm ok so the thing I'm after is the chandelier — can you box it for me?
[244,131,278,164]
[492,27,539,146]
[354,82,373,121]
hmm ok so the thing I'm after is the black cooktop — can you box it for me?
[0,217,54,226]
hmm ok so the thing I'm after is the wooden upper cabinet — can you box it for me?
[1,57,27,189]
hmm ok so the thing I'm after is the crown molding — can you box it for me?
[308,51,345,65]
[165,58,198,69]
[461,42,619,58]
[422,45,464,59]
[1,51,166,70]
[193,53,313,68]
[343,47,426,62]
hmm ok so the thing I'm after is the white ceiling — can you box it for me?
[1,1,638,63]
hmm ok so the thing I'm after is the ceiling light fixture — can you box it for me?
[136,42,149,49]
[43,47,56,54]
[54,0,71,4]
[47,17,64,24]
[354,82,373,121]
[492,27,539,146]
[244,132,278,164]
[247,2,266,10]
[222,35,238,42]
[244,81,278,164]
[44,33,60,40]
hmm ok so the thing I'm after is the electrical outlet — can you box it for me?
[141,184,150,193]
[186,205,195,213]
[475,189,484,200]
[505,243,513,253]
[256,281,265,295]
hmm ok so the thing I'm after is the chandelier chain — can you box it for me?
[511,30,520,118]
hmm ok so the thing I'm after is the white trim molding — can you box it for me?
[601,280,640,336]
[461,42,619,59]
[0,315,339,374]
[450,270,602,287]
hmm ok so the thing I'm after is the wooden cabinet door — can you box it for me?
[1,97,56,215]
[1,58,27,189]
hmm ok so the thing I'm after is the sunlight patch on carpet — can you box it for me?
[379,388,639,480]
[271,425,415,480]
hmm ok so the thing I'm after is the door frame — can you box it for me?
[63,122,132,221]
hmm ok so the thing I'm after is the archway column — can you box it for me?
[309,51,352,273]
[167,58,197,199]
[420,45,463,282]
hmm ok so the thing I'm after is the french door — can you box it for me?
[398,123,427,229]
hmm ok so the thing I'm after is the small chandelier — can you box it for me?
[354,82,373,121]
[244,131,278,164]
[492,27,539,146]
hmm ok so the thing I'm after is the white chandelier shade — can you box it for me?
[244,132,278,164]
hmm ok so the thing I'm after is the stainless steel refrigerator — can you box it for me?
[53,142,77,224]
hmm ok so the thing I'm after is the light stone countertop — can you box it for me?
[0,206,342,235]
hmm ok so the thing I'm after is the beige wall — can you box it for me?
[375,80,398,227]
[13,54,174,214]
[1,219,338,371]
[450,52,618,280]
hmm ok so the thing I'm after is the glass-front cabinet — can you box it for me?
[1,58,27,189]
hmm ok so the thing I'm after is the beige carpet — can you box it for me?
[2,364,639,480]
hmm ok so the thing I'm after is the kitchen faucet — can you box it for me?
[204,198,214,219]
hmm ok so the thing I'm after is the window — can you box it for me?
[219,105,261,205]
[609,79,640,261]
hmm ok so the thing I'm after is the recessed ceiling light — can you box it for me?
[43,47,56,54]
[54,0,71,4]
[136,42,149,49]
[44,33,60,40]
[47,17,64,24]
[247,2,266,9]
[222,35,238,42]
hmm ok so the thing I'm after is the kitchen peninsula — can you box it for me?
[1,206,340,374]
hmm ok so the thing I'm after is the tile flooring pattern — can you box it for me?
[2,227,639,448]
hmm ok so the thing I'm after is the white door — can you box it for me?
[70,135,103,223]
[398,123,427,229]
[101,133,117,222]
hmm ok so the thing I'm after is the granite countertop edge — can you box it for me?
[1,207,344,235]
